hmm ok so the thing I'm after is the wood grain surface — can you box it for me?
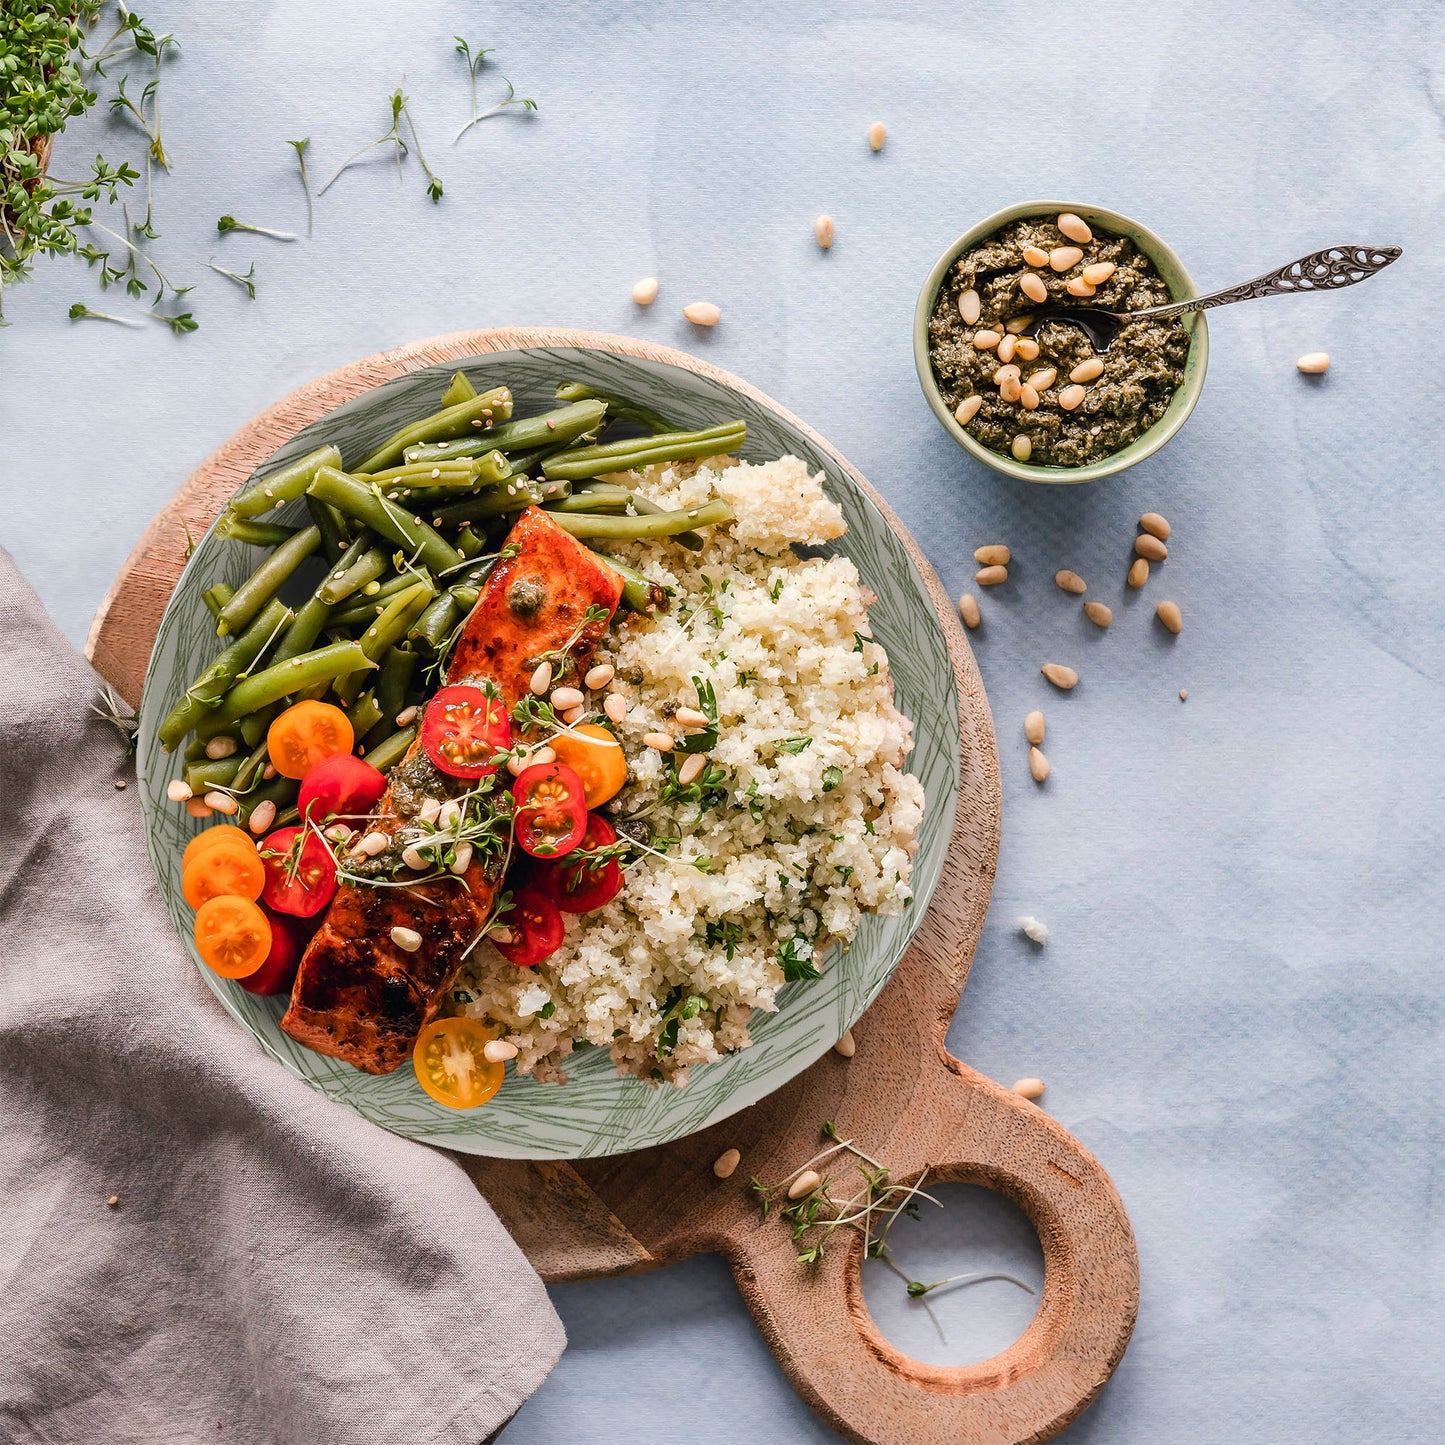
[87,328,1139,1445]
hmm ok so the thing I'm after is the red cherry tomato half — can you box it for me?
[258,825,339,918]
[239,907,308,996]
[511,761,588,859]
[535,813,624,914]
[421,685,511,778]
[492,887,565,967]
[299,753,387,825]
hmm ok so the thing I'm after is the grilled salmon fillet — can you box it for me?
[280,508,624,1073]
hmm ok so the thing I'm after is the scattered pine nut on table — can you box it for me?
[814,214,834,249]
[834,1030,856,1058]
[1296,351,1330,374]
[631,276,659,306]
[1156,600,1183,634]
[1029,747,1050,782]
[1055,570,1087,594]
[1128,557,1150,588]
[958,594,981,629]
[868,121,887,151]
[712,1148,741,1180]
[1012,1077,1046,1100]
[1083,600,1113,628]
[683,301,721,326]
[1041,663,1078,690]
[1024,710,1045,745]
[976,564,1008,586]
[973,544,1010,566]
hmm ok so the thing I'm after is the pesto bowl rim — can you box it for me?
[912,200,1210,485]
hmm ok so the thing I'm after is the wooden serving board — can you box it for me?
[88,328,1138,1445]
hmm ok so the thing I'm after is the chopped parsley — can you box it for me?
[704,920,744,959]
[778,736,812,755]
[778,935,821,982]
[821,765,844,792]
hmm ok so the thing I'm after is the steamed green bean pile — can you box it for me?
[157,375,746,829]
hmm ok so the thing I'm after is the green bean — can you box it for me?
[621,490,704,551]
[318,545,389,605]
[593,551,668,614]
[306,495,352,564]
[217,524,321,635]
[306,467,463,576]
[271,594,333,663]
[236,774,298,829]
[229,444,343,520]
[348,690,384,740]
[554,381,674,434]
[354,386,514,473]
[432,479,544,529]
[403,400,608,465]
[449,583,480,610]
[367,645,418,748]
[365,723,417,775]
[185,755,243,795]
[544,486,633,514]
[240,702,279,748]
[158,599,294,750]
[410,593,461,652]
[542,423,745,482]
[202,583,235,621]
[232,737,271,793]
[216,516,299,548]
[359,458,481,488]
[455,525,487,559]
[326,569,432,627]
[546,498,733,542]
[440,370,477,408]
[194,641,375,741]
[334,580,434,704]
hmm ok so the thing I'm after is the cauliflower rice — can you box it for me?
[458,454,925,1085]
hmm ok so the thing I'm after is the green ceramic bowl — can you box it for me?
[913,201,1209,484]
[137,341,961,1160]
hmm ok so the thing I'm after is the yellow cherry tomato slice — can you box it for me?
[412,1017,505,1110]
[182,840,267,908]
[181,824,253,872]
[267,700,355,780]
[547,723,628,809]
[193,895,272,978]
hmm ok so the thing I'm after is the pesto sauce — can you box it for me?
[928,218,1190,467]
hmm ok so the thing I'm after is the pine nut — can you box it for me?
[1049,245,1084,272]
[248,799,277,835]
[389,926,422,953]
[438,799,462,831]
[1059,384,1086,411]
[262,764,277,780]
[974,544,1010,566]
[677,752,707,785]
[1134,534,1168,561]
[958,594,981,629]
[529,662,552,696]
[1054,570,1087,594]
[954,395,982,425]
[1065,276,1097,298]
[1139,512,1171,540]
[551,686,584,710]
[395,705,418,726]
[204,791,238,815]
[354,830,390,857]
[1056,212,1092,243]
[1012,435,1032,462]
[1085,262,1117,286]
[562,705,585,725]
[585,663,615,690]
[166,779,193,803]
[1041,663,1078,690]
[713,1147,741,1179]
[1083,600,1113,628]
[958,289,981,325]
[1019,383,1040,410]
[643,731,675,751]
[506,750,530,777]
[185,797,213,818]
[490,926,516,946]
[205,736,237,760]
[401,844,430,871]
[1013,337,1040,361]
[1024,710,1045,745]
[1021,244,1049,268]
[632,276,659,305]
[1070,357,1105,383]
[868,121,887,151]
[1000,377,1022,403]
[993,363,1020,386]
[997,333,1017,363]
[834,1029,857,1058]
[1012,1076,1046,1099]
[604,693,628,724]
[1029,746,1050,782]
[814,214,835,249]
[418,796,442,824]
[683,301,721,326]
[1127,557,1150,588]
[972,329,1002,350]
[325,823,353,844]
[1027,367,1057,392]
[451,843,473,874]
[1020,272,1048,304]
[976,565,1008,586]
[533,746,556,766]
[672,706,708,728]
[1296,351,1330,374]
[787,1169,822,1200]
[484,1038,519,1062]
[1004,315,1033,334]
[1156,600,1183,634]
[1179,689,1188,701]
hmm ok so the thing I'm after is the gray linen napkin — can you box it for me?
[0,552,564,1445]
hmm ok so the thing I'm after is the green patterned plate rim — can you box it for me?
[137,345,960,1159]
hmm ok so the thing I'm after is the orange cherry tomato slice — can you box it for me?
[267,700,355,780]
[182,840,267,908]
[548,723,628,809]
[412,1017,505,1110]
[193,895,272,978]
[181,824,254,872]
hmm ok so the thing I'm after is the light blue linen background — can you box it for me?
[1,2,1441,1440]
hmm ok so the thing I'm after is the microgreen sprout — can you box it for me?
[79,217,191,306]
[216,215,296,241]
[530,603,609,680]
[320,89,442,201]
[453,42,537,145]
[208,260,257,298]
[91,684,140,756]
[69,301,142,327]
[149,308,197,334]
[288,138,313,235]
[400,104,444,204]
[108,70,170,171]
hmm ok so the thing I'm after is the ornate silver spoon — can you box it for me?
[1024,245,1402,352]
